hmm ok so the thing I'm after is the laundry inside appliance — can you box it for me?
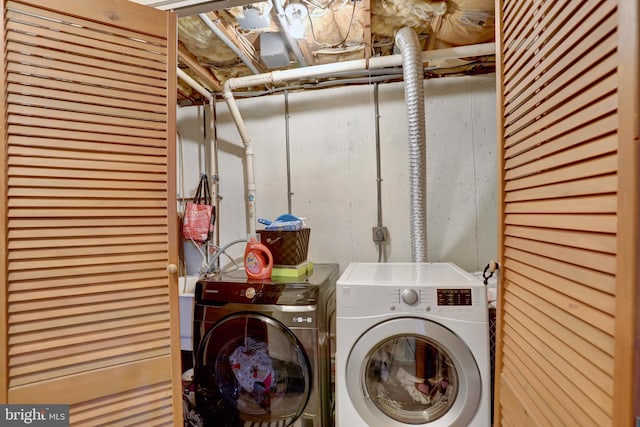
[212,320,310,417]
[365,336,458,423]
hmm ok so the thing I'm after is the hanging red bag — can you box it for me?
[182,174,215,242]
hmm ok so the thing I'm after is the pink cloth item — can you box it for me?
[229,337,274,393]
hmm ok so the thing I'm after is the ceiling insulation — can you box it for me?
[130,0,496,104]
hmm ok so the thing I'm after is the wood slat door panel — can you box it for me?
[504,0,615,99]
[504,290,615,374]
[505,92,617,152]
[505,267,614,335]
[503,305,613,396]
[500,369,549,426]
[505,225,617,254]
[1,0,180,424]
[504,258,615,313]
[504,115,617,166]
[505,138,618,182]
[495,0,639,425]
[505,247,616,294]
[505,38,617,130]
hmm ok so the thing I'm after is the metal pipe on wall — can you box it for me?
[284,90,293,213]
[221,42,495,235]
[373,83,385,263]
[208,99,220,249]
[177,68,220,247]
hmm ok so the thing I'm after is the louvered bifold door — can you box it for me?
[494,0,639,426]
[0,0,181,424]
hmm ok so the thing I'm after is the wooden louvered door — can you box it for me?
[494,0,639,426]
[0,0,181,424]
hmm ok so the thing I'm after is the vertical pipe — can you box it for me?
[175,68,220,249]
[209,97,220,249]
[374,83,384,262]
[374,83,382,229]
[222,84,258,235]
[395,27,427,263]
[202,99,209,243]
[285,90,293,213]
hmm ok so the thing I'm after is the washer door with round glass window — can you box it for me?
[195,312,312,426]
[346,317,481,426]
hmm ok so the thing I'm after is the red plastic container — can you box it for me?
[244,237,273,280]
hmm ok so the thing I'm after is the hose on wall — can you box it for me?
[395,27,427,263]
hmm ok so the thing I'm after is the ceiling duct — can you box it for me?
[237,5,272,29]
[260,32,291,68]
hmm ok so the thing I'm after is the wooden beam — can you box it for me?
[207,11,266,74]
[362,0,372,61]
[177,41,222,92]
[296,39,315,66]
[176,86,198,104]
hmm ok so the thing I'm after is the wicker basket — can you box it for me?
[257,228,310,266]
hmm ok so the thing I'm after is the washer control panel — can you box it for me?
[436,288,472,306]
[384,286,485,317]
[392,287,477,306]
[337,263,488,321]
[401,288,419,305]
[339,284,486,321]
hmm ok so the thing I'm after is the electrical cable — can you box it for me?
[302,0,336,11]
[308,0,357,48]
[314,43,364,55]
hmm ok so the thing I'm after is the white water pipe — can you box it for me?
[177,68,220,247]
[222,42,495,234]
[177,68,211,99]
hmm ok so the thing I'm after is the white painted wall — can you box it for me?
[177,74,497,274]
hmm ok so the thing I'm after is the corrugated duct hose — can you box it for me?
[395,27,427,263]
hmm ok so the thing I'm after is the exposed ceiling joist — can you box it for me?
[130,0,498,104]
[200,11,267,74]
[297,38,315,66]
[362,0,372,61]
[178,42,222,92]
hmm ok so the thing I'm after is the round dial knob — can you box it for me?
[245,287,256,299]
[401,289,419,305]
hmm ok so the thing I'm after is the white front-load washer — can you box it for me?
[336,262,490,427]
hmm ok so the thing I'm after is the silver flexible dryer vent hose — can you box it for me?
[395,27,427,263]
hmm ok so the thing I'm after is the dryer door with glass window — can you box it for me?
[346,317,482,426]
[195,312,312,425]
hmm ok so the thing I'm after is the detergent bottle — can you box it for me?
[244,235,273,280]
